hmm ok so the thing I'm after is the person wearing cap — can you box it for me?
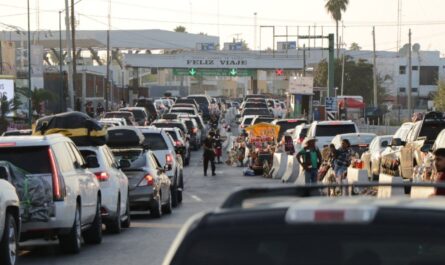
[434,148,445,195]
[334,139,354,183]
[296,137,322,184]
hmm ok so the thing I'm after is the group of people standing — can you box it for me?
[295,137,355,185]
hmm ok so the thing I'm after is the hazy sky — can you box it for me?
[0,0,444,53]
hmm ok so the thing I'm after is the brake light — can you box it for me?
[138,174,154,186]
[166,154,173,165]
[95,172,110,181]
[48,148,63,201]
[0,142,16,147]
[285,206,377,224]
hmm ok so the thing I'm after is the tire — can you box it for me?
[59,205,82,254]
[121,194,131,229]
[83,199,103,244]
[150,194,162,218]
[0,213,18,265]
[162,189,173,214]
[106,197,122,234]
[177,176,183,204]
[171,182,179,208]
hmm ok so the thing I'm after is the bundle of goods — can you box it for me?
[0,161,53,222]
[380,156,400,176]
[34,111,107,146]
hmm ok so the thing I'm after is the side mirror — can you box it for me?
[119,159,131,169]
[381,141,389,148]
[390,138,403,147]
[421,144,432,153]
[164,164,172,171]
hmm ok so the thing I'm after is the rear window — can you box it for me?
[165,131,179,141]
[0,146,51,174]
[243,109,271,116]
[243,118,254,126]
[419,122,445,143]
[188,97,209,106]
[184,120,194,131]
[316,124,357,137]
[153,123,187,133]
[277,121,306,137]
[254,117,275,124]
[245,103,268,109]
[128,110,146,120]
[80,150,100,169]
[173,226,445,265]
[105,112,131,119]
[111,149,147,168]
[171,109,194,115]
[142,133,168,150]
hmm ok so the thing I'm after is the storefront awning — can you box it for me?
[338,98,366,109]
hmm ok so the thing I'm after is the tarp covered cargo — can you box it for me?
[33,111,107,146]
[107,126,145,148]
[0,161,54,222]
[245,123,280,140]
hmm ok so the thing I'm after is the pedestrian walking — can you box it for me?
[203,133,216,176]
[214,130,223,164]
[334,139,354,183]
[296,137,322,184]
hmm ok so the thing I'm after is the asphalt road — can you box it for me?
[18,146,279,265]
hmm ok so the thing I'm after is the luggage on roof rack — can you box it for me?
[107,126,145,148]
[33,111,107,146]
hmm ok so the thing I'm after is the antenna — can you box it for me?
[397,0,402,53]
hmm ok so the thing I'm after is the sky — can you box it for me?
[0,0,445,53]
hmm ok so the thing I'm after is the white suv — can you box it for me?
[306,120,359,149]
[138,127,184,207]
[0,179,20,265]
[0,135,102,254]
[79,145,130,233]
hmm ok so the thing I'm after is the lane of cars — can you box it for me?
[0,95,225,265]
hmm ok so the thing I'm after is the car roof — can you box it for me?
[336,133,376,137]
[0,134,71,147]
[120,107,146,111]
[313,120,355,125]
[137,126,164,133]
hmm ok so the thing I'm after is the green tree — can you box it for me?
[349,42,361,51]
[174,26,187,33]
[434,80,445,111]
[314,56,387,105]
[325,0,349,58]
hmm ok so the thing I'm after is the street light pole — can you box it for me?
[27,0,32,126]
[59,11,64,113]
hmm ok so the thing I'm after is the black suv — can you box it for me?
[163,185,445,265]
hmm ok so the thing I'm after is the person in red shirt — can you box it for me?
[434,148,445,195]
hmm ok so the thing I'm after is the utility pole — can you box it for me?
[59,11,64,113]
[373,26,378,108]
[64,0,74,110]
[71,0,77,102]
[303,44,306,77]
[407,28,412,116]
[105,0,111,111]
[341,51,345,96]
[27,0,32,126]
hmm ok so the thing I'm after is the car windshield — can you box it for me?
[316,124,357,137]
[173,225,445,265]
[141,133,168,150]
[0,146,51,174]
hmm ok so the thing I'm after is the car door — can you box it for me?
[104,146,128,213]
[68,142,97,220]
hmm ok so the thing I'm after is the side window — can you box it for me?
[67,143,85,168]
[52,143,75,173]
[103,146,117,168]
[151,153,163,168]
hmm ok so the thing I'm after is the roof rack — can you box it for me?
[220,182,445,209]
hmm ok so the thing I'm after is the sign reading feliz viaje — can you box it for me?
[173,68,254,77]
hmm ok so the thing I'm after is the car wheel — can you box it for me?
[162,189,173,214]
[106,196,122,234]
[83,198,103,244]
[171,182,179,208]
[0,213,17,265]
[150,193,162,218]
[121,194,131,228]
[59,205,82,254]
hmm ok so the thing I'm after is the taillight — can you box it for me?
[175,140,183,146]
[48,148,63,201]
[192,128,198,134]
[95,172,110,181]
[166,154,173,165]
[138,174,154,186]
[298,137,305,144]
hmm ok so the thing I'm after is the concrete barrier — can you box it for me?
[271,153,287,180]
[377,173,406,198]
[282,156,300,183]
[346,168,369,194]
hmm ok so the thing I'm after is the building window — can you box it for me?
[412,87,418,93]
[412,66,418,71]
[420,66,439,85]
[399,66,406,75]
[399,87,406,93]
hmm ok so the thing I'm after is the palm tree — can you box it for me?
[325,0,349,58]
